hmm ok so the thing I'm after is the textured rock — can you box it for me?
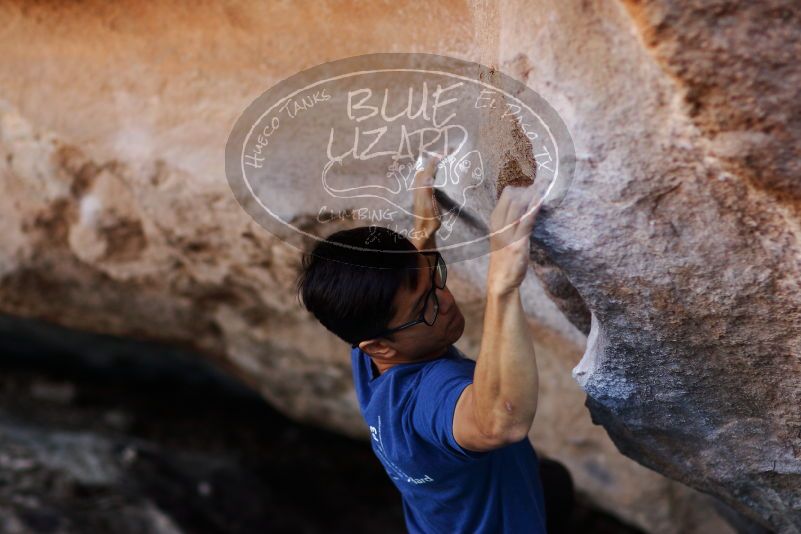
[531,1,801,530]
[0,0,797,531]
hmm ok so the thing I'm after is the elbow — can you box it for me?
[485,417,534,446]
[502,424,532,445]
[472,394,536,447]
[493,403,536,445]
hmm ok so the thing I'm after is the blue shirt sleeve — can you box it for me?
[411,357,490,461]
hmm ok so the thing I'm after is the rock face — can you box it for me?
[532,2,801,531]
[0,0,798,532]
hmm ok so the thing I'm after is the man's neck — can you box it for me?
[370,345,450,377]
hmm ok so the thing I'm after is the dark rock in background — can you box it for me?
[0,315,641,533]
[0,315,405,533]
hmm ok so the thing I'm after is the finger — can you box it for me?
[428,153,444,174]
[495,192,525,242]
[494,185,517,223]
[515,198,542,242]
[510,187,540,239]
[520,186,542,223]
[507,187,531,220]
[413,167,436,188]
[513,205,538,242]
[415,155,441,180]
[509,198,532,241]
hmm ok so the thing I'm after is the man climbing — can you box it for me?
[297,156,572,533]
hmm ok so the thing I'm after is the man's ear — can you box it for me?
[359,338,397,359]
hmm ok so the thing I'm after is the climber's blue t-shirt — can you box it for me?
[351,344,546,533]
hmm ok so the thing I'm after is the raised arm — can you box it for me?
[453,185,541,451]
[408,155,444,252]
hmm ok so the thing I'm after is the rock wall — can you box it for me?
[0,0,798,531]
[530,1,801,530]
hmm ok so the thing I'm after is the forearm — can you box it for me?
[472,286,539,441]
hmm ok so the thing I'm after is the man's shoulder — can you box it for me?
[416,347,476,386]
[440,345,478,370]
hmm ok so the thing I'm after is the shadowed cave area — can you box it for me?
[0,315,642,533]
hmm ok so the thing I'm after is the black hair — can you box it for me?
[296,226,421,347]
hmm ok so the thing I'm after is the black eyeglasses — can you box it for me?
[352,252,447,348]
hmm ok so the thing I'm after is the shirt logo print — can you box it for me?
[370,415,434,485]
